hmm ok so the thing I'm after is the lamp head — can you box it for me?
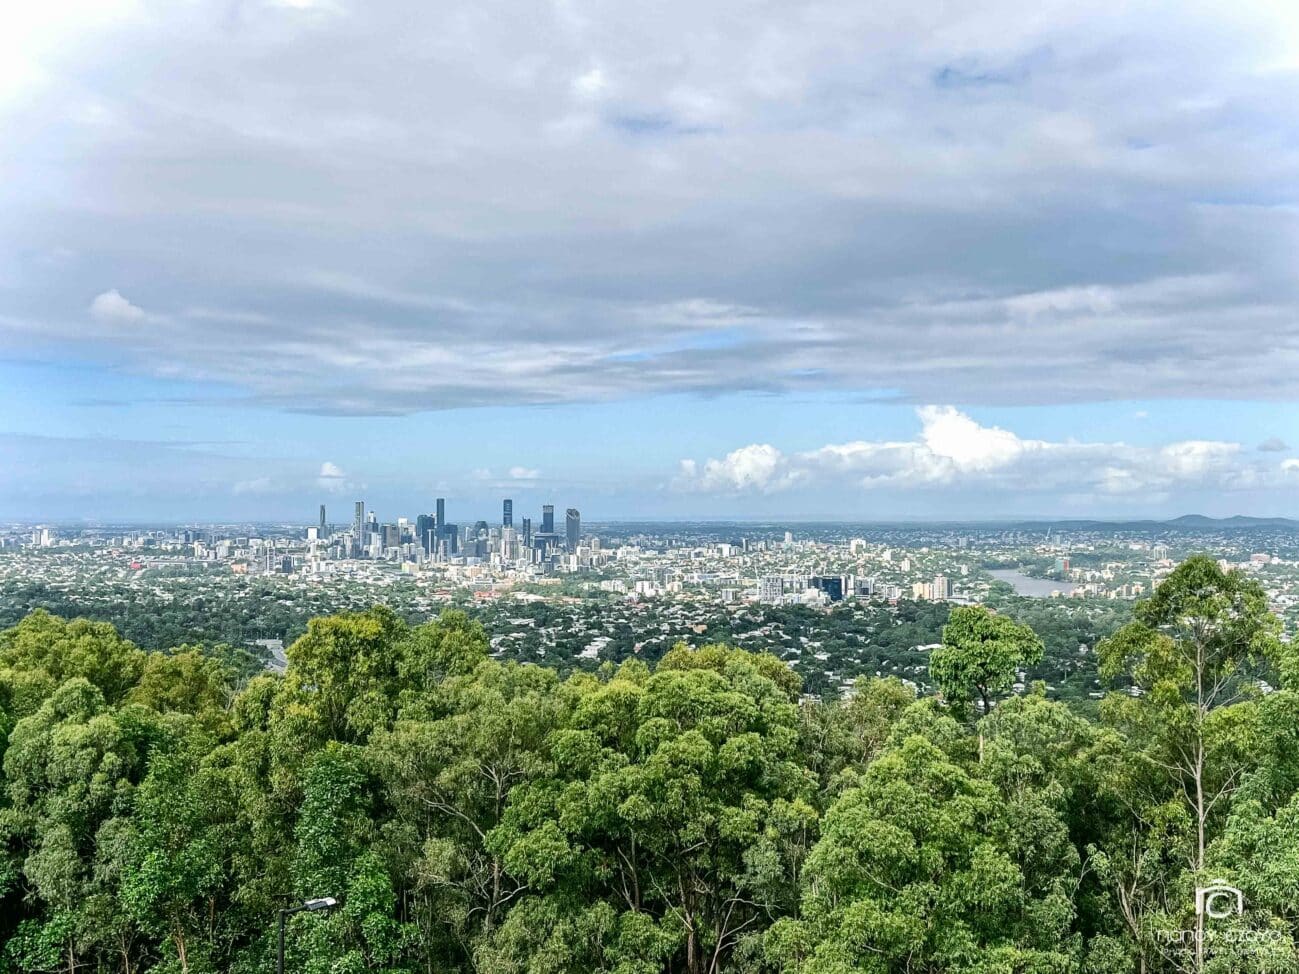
[303,897,338,911]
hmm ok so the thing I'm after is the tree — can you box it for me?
[3,680,166,973]
[1097,554,1284,974]
[488,644,816,974]
[930,605,1044,714]
[0,610,146,712]
[790,726,1078,973]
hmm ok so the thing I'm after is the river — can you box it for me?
[988,568,1073,598]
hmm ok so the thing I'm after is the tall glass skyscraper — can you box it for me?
[566,508,580,550]
[415,513,435,554]
[503,498,513,528]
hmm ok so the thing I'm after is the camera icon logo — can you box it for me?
[1195,880,1244,919]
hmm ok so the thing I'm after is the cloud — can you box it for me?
[508,466,541,480]
[0,1,1295,414]
[316,460,347,492]
[1259,437,1290,452]
[678,444,800,493]
[89,289,146,323]
[676,406,1268,497]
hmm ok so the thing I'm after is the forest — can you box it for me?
[0,555,1296,973]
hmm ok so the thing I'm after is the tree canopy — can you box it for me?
[0,561,1295,973]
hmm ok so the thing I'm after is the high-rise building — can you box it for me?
[810,575,847,601]
[415,514,435,554]
[319,505,327,536]
[758,575,784,604]
[542,505,555,534]
[522,517,532,546]
[436,498,446,531]
[503,498,513,528]
[353,501,365,557]
[566,508,580,550]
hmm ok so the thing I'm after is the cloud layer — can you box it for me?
[1,0,1297,414]
[675,406,1299,501]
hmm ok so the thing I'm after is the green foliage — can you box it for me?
[931,605,1045,713]
[0,561,1296,973]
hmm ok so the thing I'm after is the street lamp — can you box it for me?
[277,896,339,974]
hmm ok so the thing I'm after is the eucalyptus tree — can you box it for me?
[1097,555,1285,973]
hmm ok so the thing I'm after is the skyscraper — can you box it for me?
[353,501,365,557]
[319,505,327,536]
[436,497,446,531]
[502,498,513,528]
[415,514,435,554]
[541,505,554,534]
[566,508,580,550]
[522,517,532,546]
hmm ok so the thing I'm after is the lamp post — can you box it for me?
[277,896,338,974]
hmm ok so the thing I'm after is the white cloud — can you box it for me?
[316,460,347,492]
[676,406,1264,497]
[917,405,1032,472]
[679,443,799,493]
[508,466,541,480]
[572,66,607,100]
[89,289,146,322]
[1156,440,1240,479]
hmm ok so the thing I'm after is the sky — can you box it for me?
[1,0,1298,523]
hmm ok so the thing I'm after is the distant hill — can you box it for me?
[999,514,1299,531]
[1165,514,1299,529]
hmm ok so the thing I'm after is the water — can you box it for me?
[988,568,1071,598]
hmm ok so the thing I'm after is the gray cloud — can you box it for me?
[2,0,1298,414]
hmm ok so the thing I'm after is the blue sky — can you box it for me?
[2,0,1298,521]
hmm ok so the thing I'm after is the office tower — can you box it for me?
[415,514,435,554]
[353,501,365,557]
[319,505,327,536]
[566,508,580,550]
[542,505,554,534]
[503,498,513,528]
[811,575,846,601]
[522,517,532,546]
[436,497,446,530]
